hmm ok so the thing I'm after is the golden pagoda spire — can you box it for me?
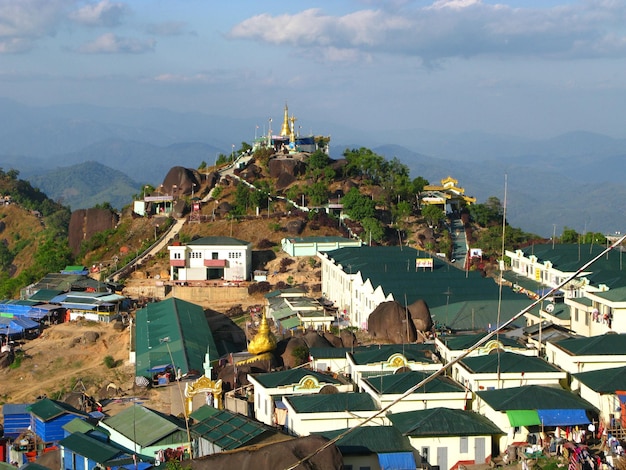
[247,310,277,355]
[280,103,290,137]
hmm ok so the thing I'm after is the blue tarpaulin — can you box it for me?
[537,409,590,426]
[378,452,417,470]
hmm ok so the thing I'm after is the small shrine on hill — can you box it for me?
[420,176,477,214]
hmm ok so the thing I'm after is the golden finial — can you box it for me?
[280,103,290,137]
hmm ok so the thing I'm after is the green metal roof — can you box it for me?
[350,344,436,366]
[593,286,626,303]
[271,307,297,320]
[102,404,187,447]
[389,407,503,437]
[517,243,626,289]
[285,393,379,413]
[135,297,218,377]
[27,398,87,421]
[502,272,544,293]
[62,417,105,435]
[554,333,626,356]
[573,366,626,393]
[476,385,596,411]
[280,316,302,329]
[186,236,250,246]
[317,426,414,454]
[190,406,271,450]
[59,432,125,464]
[324,246,528,330]
[569,297,593,307]
[363,370,464,395]
[28,289,65,301]
[251,368,340,388]
[309,346,370,359]
[286,236,357,243]
[460,352,562,374]
[439,333,525,351]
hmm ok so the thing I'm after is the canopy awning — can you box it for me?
[537,409,590,426]
[378,452,417,470]
[506,410,541,427]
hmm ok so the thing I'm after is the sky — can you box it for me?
[1,0,625,139]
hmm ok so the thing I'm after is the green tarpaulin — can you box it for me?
[506,410,541,427]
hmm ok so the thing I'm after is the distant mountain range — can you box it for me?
[0,97,624,238]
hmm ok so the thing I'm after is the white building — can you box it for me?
[247,368,353,427]
[168,236,252,282]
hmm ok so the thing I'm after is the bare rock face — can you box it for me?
[268,158,306,179]
[68,208,119,256]
[162,166,200,196]
[367,301,417,343]
[285,219,305,235]
[0,350,14,368]
[281,336,309,369]
[323,331,343,348]
[340,329,358,348]
[407,299,434,334]
[83,331,100,343]
[302,331,334,349]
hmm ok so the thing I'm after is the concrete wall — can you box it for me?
[123,283,248,304]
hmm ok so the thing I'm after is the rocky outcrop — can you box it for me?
[367,301,417,343]
[68,208,119,256]
[268,157,306,179]
[162,166,200,196]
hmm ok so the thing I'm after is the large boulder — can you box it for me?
[281,336,309,369]
[268,158,306,179]
[302,331,334,349]
[367,301,417,343]
[340,329,358,348]
[162,166,200,197]
[407,299,434,335]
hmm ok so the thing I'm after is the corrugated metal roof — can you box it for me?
[476,385,596,411]
[389,407,503,436]
[363,370,464,395]
[279,316,302,330]
[285,393,379,413]
[187,236,250,246]
[251,368,340,388]
[28,289,65,301]
[573,365,626,393]
[27,398,87,422]
[134,297,218,377]
[440,333,525,351]
[460,352,562,374]
[102,404,186,447]
[191,407,270,450]
[59,432,124,463]
[350,344,436,366]
[317,426,414,453]
[555,333,626,356]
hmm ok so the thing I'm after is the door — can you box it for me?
[475,437,486,464]
[437,447,447,470]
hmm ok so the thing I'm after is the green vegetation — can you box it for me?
[0,169,73,298]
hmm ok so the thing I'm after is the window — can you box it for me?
[460,436,468,453]
[212,252,218,259]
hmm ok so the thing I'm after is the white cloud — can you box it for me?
[228,1,626,62]
[0,0,69,53]
[77,32,155,53]
[68,0,128,27]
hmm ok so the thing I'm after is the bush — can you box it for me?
[103,355,117,369]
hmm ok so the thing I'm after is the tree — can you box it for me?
[361,217,385,244]
[469,197,503,227]
[421,204,445,227]
[307,181,329,206]
[342,187,375,221]
[393,200,412,225]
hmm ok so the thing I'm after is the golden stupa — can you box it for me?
[245,311,277,359]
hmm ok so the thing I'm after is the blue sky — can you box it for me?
[1,0,625,139]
